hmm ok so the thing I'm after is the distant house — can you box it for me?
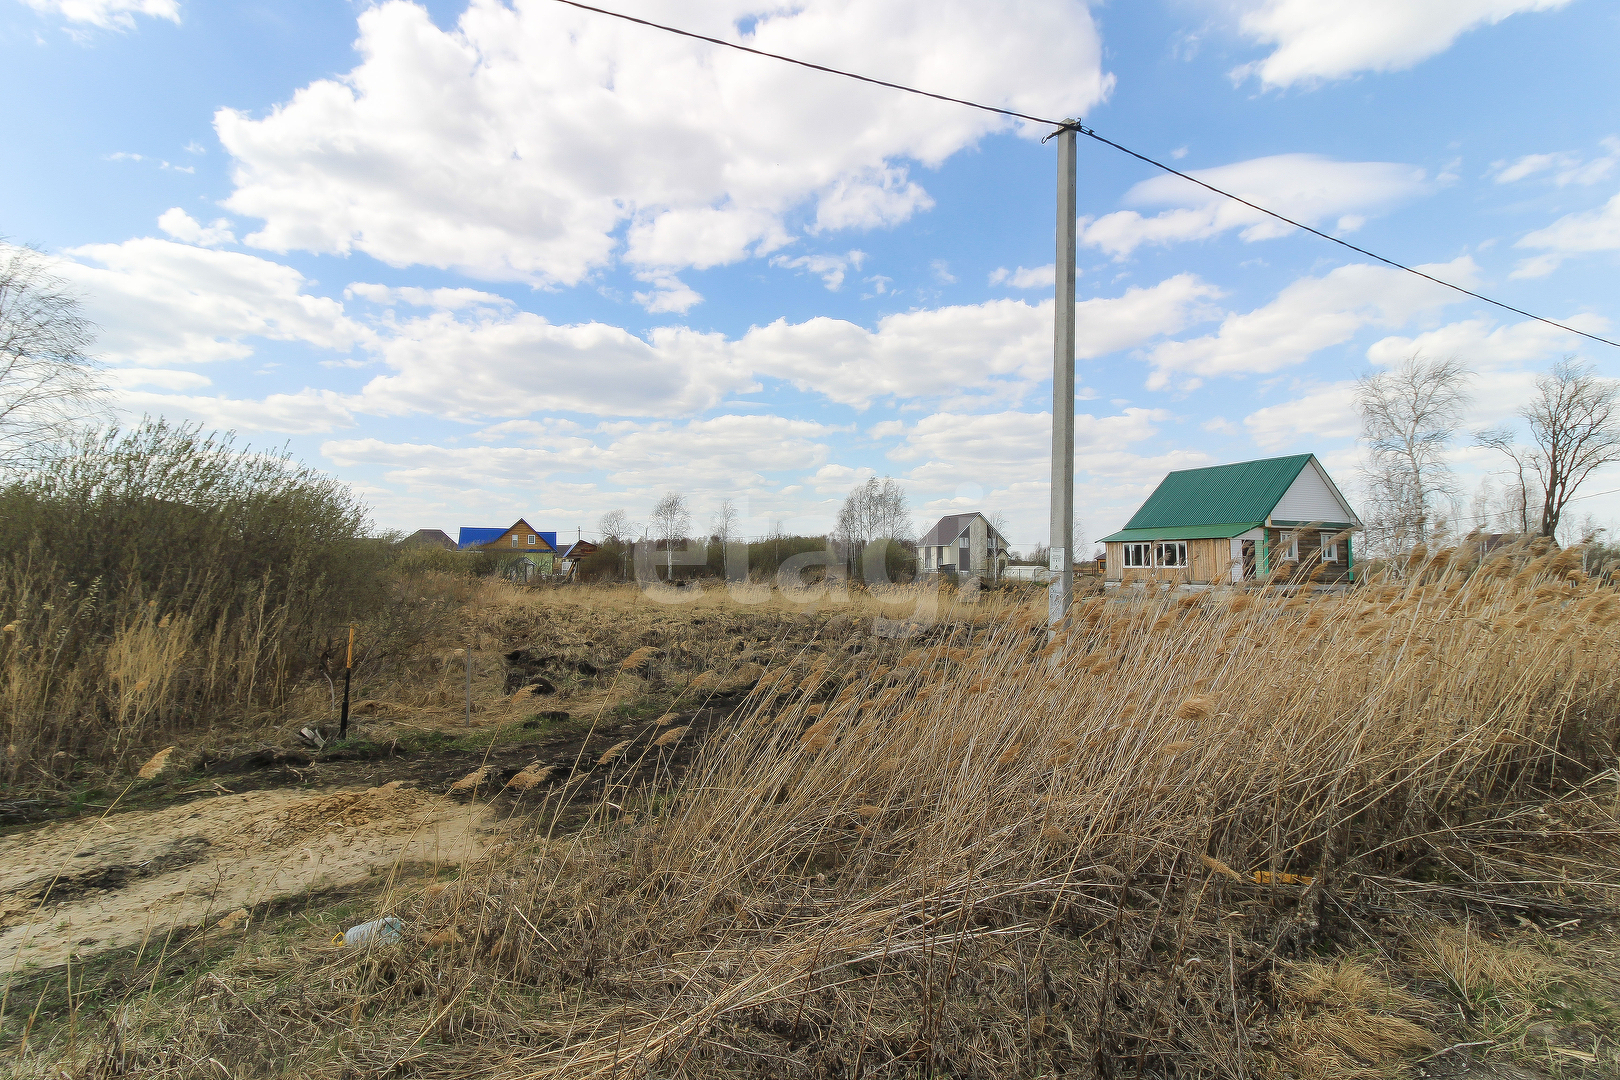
[458,518,558,577]
[918,512,1010,580]
[404,528,456,549]
[1098,454,1361,586]
[558,539,599,580]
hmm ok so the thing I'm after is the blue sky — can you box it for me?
[5,0,1619,552]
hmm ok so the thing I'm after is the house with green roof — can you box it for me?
[1098,454,1361,585]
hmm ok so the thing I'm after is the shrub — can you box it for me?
[0,419,381,782]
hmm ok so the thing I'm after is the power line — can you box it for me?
[547,0,1619,352]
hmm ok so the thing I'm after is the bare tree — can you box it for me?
[835,476,912,570]
[1477,358,1620,539]
[597,509,634,542]
[710,498,739,546]
[0,243,103,469]
[650,491,690,577]
[1356,355,1472,551]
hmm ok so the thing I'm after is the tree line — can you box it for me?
[583,477,924,583]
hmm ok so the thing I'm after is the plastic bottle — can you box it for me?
[339,916,403,948]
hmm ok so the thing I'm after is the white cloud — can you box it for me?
[52,233,1223,426]
[1080,154,1429,258]
[323,413,836,497]
[1242,383,1359,452]
[989,264,1056,288]
[1145,258,1476,390]
[348,280,1215,422]
[808,463,877,494]
[105,367,212,391]
[738,275,1221,408]
[887,407,1172,485]
[118,388,356,434]
[1231,0,1574,89]
[345,282,512,310]
[157,208,235,247]
[22,0,178,30]
[1242,314,1607,455]
[60,237,368,365]
[811,168,935,233]
[1511,191,1620,278]
[632,271,704,314]
[1492,139,1620,187]
[1367,314,1610,370]
[356,314,751,420]
[770,250,865,290]
[216,0,1111,289]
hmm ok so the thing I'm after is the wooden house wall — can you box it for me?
[487,521,555,552]
[1261,528,1352,583]
[1105,538,1227,585]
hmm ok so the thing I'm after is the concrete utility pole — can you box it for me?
[1048,121,1078,629]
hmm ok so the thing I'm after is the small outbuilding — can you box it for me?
[558,539,599,580]
[918,512,1010,580]
[1098,454,1361,586]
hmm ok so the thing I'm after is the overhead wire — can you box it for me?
[547,0,1618,351]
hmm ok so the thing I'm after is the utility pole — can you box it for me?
[1048,121,1078,629]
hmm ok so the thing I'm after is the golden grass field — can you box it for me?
[4,543,1620,1079]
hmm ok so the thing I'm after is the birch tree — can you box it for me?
[651,491,690,577]
[710,498,739,545]
[1356,355,1471,551]
[0,244,103,469]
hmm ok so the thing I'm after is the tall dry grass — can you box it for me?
[92,542,1620,1078]
[0,420,385,785]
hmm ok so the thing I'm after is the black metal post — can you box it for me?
[338,623,354,741]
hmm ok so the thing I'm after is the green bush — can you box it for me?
[391,543,495,578]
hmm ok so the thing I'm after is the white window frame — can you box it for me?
[1320,531,1338,562]
[1282,532,1299,561]
[528,534,537,546]
[1154,541,1188,569]
[1123,543,1150,568]
[511,534,520,547]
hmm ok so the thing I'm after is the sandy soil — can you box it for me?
[0,782,496,972]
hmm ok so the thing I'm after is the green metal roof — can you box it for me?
[1096,522,1263,543]
[1099,454,1314,542]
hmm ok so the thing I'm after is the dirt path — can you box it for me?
[0,699,739,978]
[0,783,496,973]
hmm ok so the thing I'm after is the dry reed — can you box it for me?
[73,547,1620,1078]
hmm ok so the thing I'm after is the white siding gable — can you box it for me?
[1271,459,1358,525]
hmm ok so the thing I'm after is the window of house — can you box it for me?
[1124,543,1150,567]
[1321,532,1339,562]
[528,534,536,545]
[1283,533,1299,561]
[1154,541,1188,568]
[511,535,520,547]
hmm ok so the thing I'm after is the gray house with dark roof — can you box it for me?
[918,512,1010,580]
